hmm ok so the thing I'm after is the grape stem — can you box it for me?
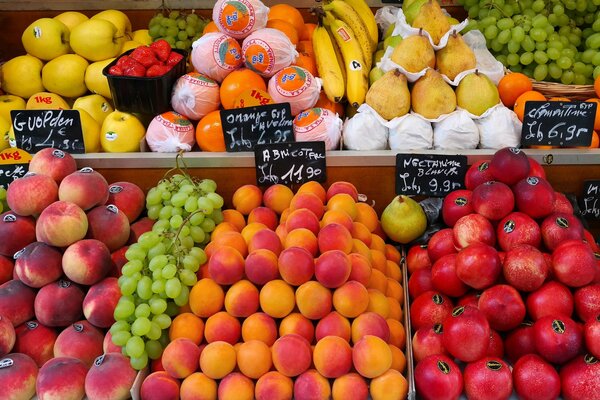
[165,209,202,257]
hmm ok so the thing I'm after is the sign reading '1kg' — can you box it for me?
[395,154,468,197]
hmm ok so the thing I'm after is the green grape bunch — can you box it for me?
[459,0,600,84]
[148,10,210,52]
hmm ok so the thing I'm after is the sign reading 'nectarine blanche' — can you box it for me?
[221,103,294,152]
[395,154,467,196]
[254,141,326,186]
[10,109,85,154]
[0,148,31,189]
[521,101,595,147]
[579,180,600,219]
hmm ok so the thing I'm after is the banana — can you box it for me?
[323,0,373,71]
[329,29,347,86]
[342,0,379,48]
[312,25,345,103]
[324,12,368,109]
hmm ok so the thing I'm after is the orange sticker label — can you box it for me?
[336,27,351,42]
[294,108,326,134]
[233,89,274,108]
[216,0,255,36]
[243,38,276,75]
[156,111,194,133]
[274,66,311,98]
[213,34,243,71]
[183,72,218,88]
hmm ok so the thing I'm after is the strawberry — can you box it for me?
[130,46,160,68]
[150,39,172,62]
[146,64,172,77]
[165,51,184,67]
[108,65,123,76]
[122,62,146,77]
[116,55,134,68]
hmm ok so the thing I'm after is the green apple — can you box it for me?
[77,109,101,153]
[84,58,115,99]
[25,92,70,109]
[73,94,114,125]
[91,9,132,46]
[383,23,396,40]
[100,111,145,153]
[42,54,89,98]
[0,115,11,151]
[369,67,385,86]
[53,11,89,32]
[0,95,26,123]
[21,18,71,61]
[1,55,44,99]
[132,29,152,45]
[384,35,403,51]
[70,19,122,61]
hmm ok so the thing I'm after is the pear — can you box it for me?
[456,70,500,116]
[411,69,456,119]
[380,195,427,244]
[383,23,396,40]
[436,32,477,80]
[404,0,428,25]
[390,33,435,73]
[366,69,410,120]
[411,0,451,45]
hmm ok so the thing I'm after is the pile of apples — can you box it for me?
[406,147,600,400]
[0,148,151,399]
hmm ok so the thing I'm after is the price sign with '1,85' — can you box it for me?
[254,141,326,186]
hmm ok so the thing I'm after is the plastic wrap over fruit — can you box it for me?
[476,105,522,149]
[171,72,221,120]
[388,113,433,150]
[146,111,195,152]
[191,32,243,82]
[242,28,298,77]
[268,66,321,116]
[293,107,343,150]
[433,109,480,150]
[342,104,389,150]
[212,0,269,39]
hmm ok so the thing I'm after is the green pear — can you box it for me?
[366,68,410,119]
[384,35,403,50]
[411,69,457,119]
[455,71,500,116]
[380,195,427,244]
[383,23,396,39]
[369,67,385,85]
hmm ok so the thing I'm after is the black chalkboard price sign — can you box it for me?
[221,103,294,152]
[254,141,326,186]
[395,154,468,196]
[521,101,595,147]
[579,180,600,219]
[0,148,31,189]
[10,110,85,154]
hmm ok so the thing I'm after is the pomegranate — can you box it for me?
[478,284,526,331]
[526,280,574,321]
[427,228,456,263]
[496,211,541,251]
[488,147,531,186]
[414,354,463,400]
[486,329,504,358]
[504,322,538,363]
[410,291,454,331]
[456,291,481,309]
[463,358,512,400]
[502,244,548,292]
[513,354,561,400]
[442,189,473,227]
[560,354,600,400]
[412,324,448,363]
[455,243,501,290]
[471,181,515,221]
[533,315,583,364]
[442,306,490,362]
[465,160,494,190]
[552,239,597,288]
[541,212,584,251]
[453,214,496,249]
[430,254,469,297]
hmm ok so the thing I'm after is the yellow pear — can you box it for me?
[436,32,477,80]
[381,195,427,244]
[1,55,44,99]
[411,0,451,45]
[411,69,457,119]
[456,71,500,116]
[390,33,435,73]
[366,69,410,120]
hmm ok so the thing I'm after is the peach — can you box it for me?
[204,311,241,344]
[248,228,283,255]
[296,281,332,320]
[0,212,36,257]
[333,280,370,318]
[284,227,318,256]
[255,370,294,400]
[285,208,321,235]
[103,331,121,353]
[332,373,369,400]
[0,315,15,356]
[83,277,120,328]
[199,341,236,379]
[0,353,38,400]
[36,356,88,400]
[0,255,13,285]
[321,209,354,231]
[315,311,351,342]
[294,369,331,400]
[180,372,217,400]
[34,279,85,327]
[237,339,272,379]
[348,253,372,287]
[290,191,325,219]
[207,245,245,285]
[279,312,315,343]
[352,335,393,378]
[248,206,279,230]
[315,250,351,288]
[241,312,278,345]
[105,181,145,223]
[389,344,407,373]
[0,280,36,326]
[53,320,104,367]
[140,370,181,400]
[318,223,353,254]
[6,172,58,216]
[259,279,295,318]
[62,239,112,285]
[352,312,390,344]
[162,337,202,379]
[326,181,359,202]
[298,181,327,203]
[240,222,268,245]
[224,280,259,318]
[244,248,280,285]
[272,334,313,377]
[13,320,57,366]
[370,369,408,400]
[84,353,137,400]
[313,335,353,378]
[58,167,109,210]
[327,193,358,220]
[86,204,130,252]
[387,319,406,349]
[355,202,379,232]
[367,288,391,319]
[128,217,154,244]
[232,184,263,215]
[279,246,315,286]
[36,201,88,247]
[28,148,77,183]
[263,184,294,214]
[218,372,255,400]
[14,242,62,288]
[189,278,224,318]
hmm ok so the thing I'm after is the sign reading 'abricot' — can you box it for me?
[395,154,468,196]
[254,141,326,186]
[11,109,84,154]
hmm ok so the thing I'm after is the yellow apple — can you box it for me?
[26,92,70,110]
[0,95,26,123]
[84,58,115,99]
[76,109,101,153]
[42,54,89,98]
[70,19,122,61]
[73,94,114,125]
[1,55,45,99]
[101,110,145,153]
[91,10,132,46]
[21,18,70,61]
[0,115,11,151]
[53,11,89,32]
[132,29,152,45]
[120,40,140,54]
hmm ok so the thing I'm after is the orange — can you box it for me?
[294,52,317,77]
[169,312,205,344]
[513,90,546,121]
[315,91,345,117]
[266,19,299,45]
[296,40,314,56]
[586,98,600,131]
[203,20,220,34]
[595,76,600,98]
[498,72,533,108]
[301,23,317,41]
[268,4,305,40]
[220,68,266,110]
[592,131,600,148]
[196,110,225,152]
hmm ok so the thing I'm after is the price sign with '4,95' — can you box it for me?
[254,142,326,186]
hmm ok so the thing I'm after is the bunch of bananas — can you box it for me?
[313,0,379,109]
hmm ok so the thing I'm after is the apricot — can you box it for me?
[203,311,240,344]
[332,280,370,318]
[293,369,331,400]
[320,209,354,231]
[279,312,315,344]
[236,339,272,379]
[278,246,315,286]
[297,181,327,203]
[199,341,236,379]
[296,281,333,320]
[240,222,268,244]
[327,193,358,220]
[255,371,294,400]
[259,280,295,318]
[224,280,259,318]
[180,372,217,400]
[241,312,278,346]
[290,191,325,219]
[389,344,407,373]
[318,223,353,254]
[348,253,372,287]
[285,208,320,235]
[231,184,263,215]
[368,268,388,294]
[352,335,393,378]
[263,184,294,214]
[206,246,245,285]
[350,222,372,246]
[162,338,201,379]
[367,289,391,319]
[332,373,369,400]
[218,372,254,400]
[315,250,351,288]
[326,181,359,202]
[283,228,318,256]
[248,228,283,255]
[313,336,352,378]
[370,369,408,400]
[244,249,280,285]
[271,334,312,377]
[248,207,278,230]
[315,311,351,342]
[352,312,390,344]
[221,209,246,232]
[355,202,379,232]
[140,371,180,400]
[189,278,224,318]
